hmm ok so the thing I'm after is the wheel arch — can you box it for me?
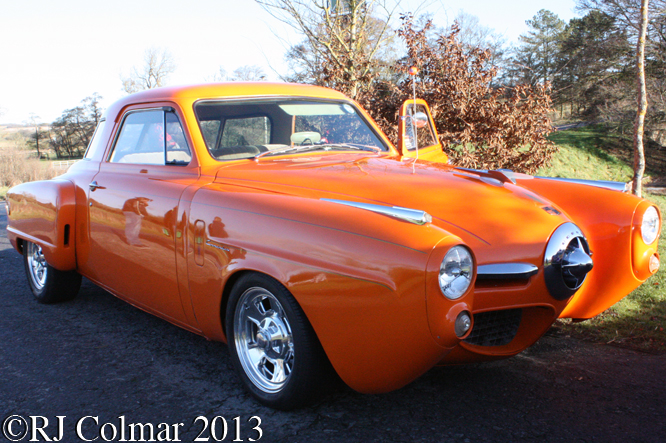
[219,269,256,342]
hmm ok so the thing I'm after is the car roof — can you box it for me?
[105,82,350,121]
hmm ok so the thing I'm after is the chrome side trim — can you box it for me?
[206,240,230,252]
[321,198,432,225]
[536,176,628,192]
[476,263,539,280]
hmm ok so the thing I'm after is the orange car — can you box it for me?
[6,83,661,409]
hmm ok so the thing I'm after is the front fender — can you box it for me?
[186,183,460,393]
[516,176,659,319]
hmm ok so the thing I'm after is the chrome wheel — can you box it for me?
[26,242,47,290]
[234,287,294,393]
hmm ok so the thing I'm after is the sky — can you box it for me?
[0,0,579,125]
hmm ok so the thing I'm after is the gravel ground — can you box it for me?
[1,201,664,443]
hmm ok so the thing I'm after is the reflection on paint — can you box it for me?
[122,197,152,246]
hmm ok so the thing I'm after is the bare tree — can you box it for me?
[121,48,176,94]
[27,113,46,159]
[579,1,660,195]
[208,65,267,82]
[82,93,103,126]
[49,95,105,159]
[633,0,650,197]
[231,65,267,81]
[577,0,665,34]
[453,12,507,59]
[209,67,229,82]
[257,0,396,99]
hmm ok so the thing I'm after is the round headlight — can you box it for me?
[439,246,473,299]
[642,206,660,245]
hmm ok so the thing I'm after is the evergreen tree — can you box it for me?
[513,10,566,85]
[554,11,632,118]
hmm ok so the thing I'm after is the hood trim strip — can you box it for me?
[321,198,432,225]
[535,176,628,192]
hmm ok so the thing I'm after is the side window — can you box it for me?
[110,109,191,165]
[84,119,107,159]
[220,117,271,147]
[166,112,192,164]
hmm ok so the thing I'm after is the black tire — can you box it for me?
[23,241,81,304]
[225,273,333,410]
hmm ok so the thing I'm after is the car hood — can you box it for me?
[214,153,569,264]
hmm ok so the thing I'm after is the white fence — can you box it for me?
[51,160,79,170]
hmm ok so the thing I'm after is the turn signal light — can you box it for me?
[455,311,472,337]
[649,254,660,274]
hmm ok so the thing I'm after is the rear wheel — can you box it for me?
[23,241,81,303]
[226,273,333,410]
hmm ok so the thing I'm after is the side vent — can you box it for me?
[64,224,71,246]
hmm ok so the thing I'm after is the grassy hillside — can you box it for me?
[542,125,666,353]
[542,126,634,181]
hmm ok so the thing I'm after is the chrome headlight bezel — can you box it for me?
[439,245,474,299]
[641,206,660,245]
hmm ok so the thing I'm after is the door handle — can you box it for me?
[89,181,105,191]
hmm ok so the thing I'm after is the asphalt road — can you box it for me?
[1,200,665,443]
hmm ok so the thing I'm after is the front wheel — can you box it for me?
[23,241,81,303]
[225,273,333,410]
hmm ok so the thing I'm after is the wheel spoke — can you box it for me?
[257,355,272,379]
[269,357,288,383]
[245,315,262,328]
[245,299,268,323]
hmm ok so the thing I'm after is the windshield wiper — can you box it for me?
[254,145,322,160]
[254,143,381,160]
[317,143,381,153]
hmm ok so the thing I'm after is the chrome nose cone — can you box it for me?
[562,238,594,288]
[544,223,594,300]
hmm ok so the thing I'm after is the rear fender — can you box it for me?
[6,179,77,271]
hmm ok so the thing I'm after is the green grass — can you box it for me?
[0,186,8,201]
[543,126,666,353]
[542,126,634,181]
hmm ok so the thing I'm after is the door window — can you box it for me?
[110,109,191,165]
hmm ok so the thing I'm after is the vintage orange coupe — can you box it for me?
[6,83,661,409]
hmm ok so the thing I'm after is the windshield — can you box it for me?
[195,99,389,161]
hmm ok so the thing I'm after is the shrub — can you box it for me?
[0,146,59,189]
[360,16,556,174]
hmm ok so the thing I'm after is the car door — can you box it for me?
[86,106,197,324]
[398,99,448,163]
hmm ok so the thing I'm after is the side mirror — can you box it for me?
[411,112,429,129]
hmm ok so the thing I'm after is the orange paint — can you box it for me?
[6,83,660,394]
